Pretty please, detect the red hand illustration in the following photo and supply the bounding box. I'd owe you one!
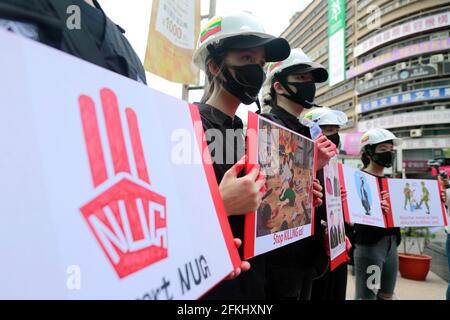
[79,88,168,279]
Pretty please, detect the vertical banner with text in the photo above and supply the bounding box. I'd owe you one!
[144,0,200,84]
[328,0,346,86]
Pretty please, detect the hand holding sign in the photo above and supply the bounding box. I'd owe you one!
[380,190,390,216]
[224,238,251,280]
[312,179,324,208]
[302,118,336,170]
[340,185,347,203]
[316,135,337,170]
[219,156,267,216]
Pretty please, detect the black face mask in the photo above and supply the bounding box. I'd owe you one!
[280,79,316,109]
[372,151,395,168]
[221,64,266,105]
[326,133,340,149]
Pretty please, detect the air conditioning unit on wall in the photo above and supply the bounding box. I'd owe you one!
[430,54,444,63]
[410,129,423,138]
[397,62,408,70]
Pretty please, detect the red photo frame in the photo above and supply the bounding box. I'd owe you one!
[243,112,318,259]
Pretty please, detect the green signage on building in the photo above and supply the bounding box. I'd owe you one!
[328,0,346,86]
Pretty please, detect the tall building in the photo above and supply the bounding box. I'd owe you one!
[282,0,450,177]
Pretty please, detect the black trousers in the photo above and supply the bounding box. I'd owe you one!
[265,266,314,300]
[310,263,348,300]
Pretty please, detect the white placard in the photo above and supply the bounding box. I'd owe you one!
[386,179,447,227]
[339,165,385,228]
[323,157,347,269]
[0,30,237,299]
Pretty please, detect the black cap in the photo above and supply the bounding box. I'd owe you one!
[216,35,291,62]
[278,64,329,83]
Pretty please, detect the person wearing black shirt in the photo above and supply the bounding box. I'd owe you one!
[0,0,146,83]
[354,128,402,300]
[303,107,351,301]
[191,11,291,300]
[260,48,336,300]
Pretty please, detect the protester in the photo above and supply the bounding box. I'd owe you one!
[260,48,336,300]
[192,11,291,299]
[354,128,401,300]
[439,174,450,300]
[303,107,352,300]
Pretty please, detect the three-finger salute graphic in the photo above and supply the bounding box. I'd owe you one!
[79,88,168,279]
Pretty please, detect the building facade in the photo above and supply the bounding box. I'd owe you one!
[282,0,450,177]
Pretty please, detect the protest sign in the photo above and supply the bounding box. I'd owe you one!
[323,157,347,270]
[338,164,386,228]
[244,112,317,259]
[0,30,239,299]
[383,178,448,227]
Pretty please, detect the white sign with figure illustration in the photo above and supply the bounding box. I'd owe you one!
[338,164,386,228]
[383,178,448,227]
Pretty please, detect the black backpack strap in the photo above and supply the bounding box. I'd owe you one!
[0,0,62,47]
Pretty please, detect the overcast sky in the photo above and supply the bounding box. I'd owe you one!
[99,0,313,120]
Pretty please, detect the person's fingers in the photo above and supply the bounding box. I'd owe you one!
[226,155,247,178]
[233,238,242,249]
[255,178,266,192]
[327,150,337,157]
[313,181,323,192]
[316,135,329,144]
[225,271,235,280]
[234,267,241,277]
[245,164,260,182]
[314,199,323,207]
[313,190,323,198]
[240,261,251,272]
[318,141,333,150]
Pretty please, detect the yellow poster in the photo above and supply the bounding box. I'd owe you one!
[144,0,201,85]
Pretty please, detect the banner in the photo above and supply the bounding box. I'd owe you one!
[323,157,347,271]
[0,30,240,299]
[243,113,317,259]
[383,179,448,228]
[144,0,200,84]
[358,109,450,132]
[340,132,364,156]
[338,164,386,228]
[356,65,438,95]
[354,11,450,57]
[347,37,450,79]
[328,0,346,86]
[360,86,450,114]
